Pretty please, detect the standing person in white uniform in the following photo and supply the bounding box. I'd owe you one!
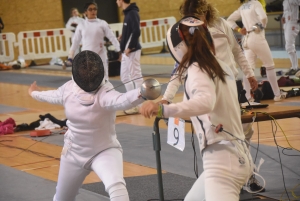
[67,2,121,80]
[28,50,149,201]
[159,0,264,193]
[282,0,300,75]
[66,8,84,34]
[65,8,84,57]
[160,0,258,106]
[116,0,143,115]
[140,16,253,201]
[227,0,286,102]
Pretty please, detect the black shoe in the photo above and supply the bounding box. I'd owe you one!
[249,175,265,192]
[260,67,266,77]
[285,68,299,75]
[253,89,264,103]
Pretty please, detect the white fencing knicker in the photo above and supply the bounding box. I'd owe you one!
[0,33,16,62]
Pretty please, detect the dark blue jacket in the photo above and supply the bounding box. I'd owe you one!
[0,17,4,33]
[120,3,141,52]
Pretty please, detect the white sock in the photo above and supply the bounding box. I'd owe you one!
[243,75,252,100]
[266,67,280,97]
[108,183,129,201]
[288,51,298,70]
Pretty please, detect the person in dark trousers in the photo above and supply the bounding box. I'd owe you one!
[0,17,4,33]
[0,16,4,54]
[116,0,144,115]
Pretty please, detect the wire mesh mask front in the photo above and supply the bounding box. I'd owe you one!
[72,50,105,92]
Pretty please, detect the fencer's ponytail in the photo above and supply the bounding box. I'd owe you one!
[176,24,226,83]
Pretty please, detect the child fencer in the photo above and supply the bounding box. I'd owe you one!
[28,50,148,201]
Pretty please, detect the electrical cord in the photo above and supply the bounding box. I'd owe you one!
[269,117,290,201]
[0,129,65,159]
[190,124,199,178]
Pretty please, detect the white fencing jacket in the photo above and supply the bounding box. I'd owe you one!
[162,17,254,103]
[163,59,245,154]
[31,80,144,167]
[69,18,120,58]
[66,16,84,32]
[226,0,268,31]
[283,0,300,23]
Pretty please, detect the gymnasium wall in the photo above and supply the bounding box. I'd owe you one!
[0,0,64,35]
[0,0,281,35]
[118,0,241,22]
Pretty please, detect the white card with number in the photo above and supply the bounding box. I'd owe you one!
[167,117,185,151]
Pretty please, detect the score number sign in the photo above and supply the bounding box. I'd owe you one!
[167,117,185,151]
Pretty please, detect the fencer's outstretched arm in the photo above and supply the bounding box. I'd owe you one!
[99,82,144,111]
[29,81,65,105]
[161,74,183,103]
[141,64,216,119]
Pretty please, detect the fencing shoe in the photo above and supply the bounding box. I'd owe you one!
[285,68,299,75]
[274,91,287,101]
[260,67,266,77]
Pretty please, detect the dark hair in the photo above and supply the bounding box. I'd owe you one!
[123,0,131,3]
[84,2,98,11]
[240,0,246,3]
[176,24,226,83]
[179,0,219,26]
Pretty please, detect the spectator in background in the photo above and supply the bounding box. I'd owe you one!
[282,0,300,75]
[0,16,4,33]
[65,8,84,57]
[66,8,84,33]
[67,2,121,80]
[116,0,143,115]
[0,16,4,55]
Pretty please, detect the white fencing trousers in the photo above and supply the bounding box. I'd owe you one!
[284,22,299,69]
[243,32,280,98]
[184,142,252,201]
[120,50,143,92]
[53,148,128,201]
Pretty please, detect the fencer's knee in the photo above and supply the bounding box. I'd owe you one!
[285,43,295,54]
[107,182,129,201]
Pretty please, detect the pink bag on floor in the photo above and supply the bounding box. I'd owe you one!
[0,124,14,135]
[0,117,16,127]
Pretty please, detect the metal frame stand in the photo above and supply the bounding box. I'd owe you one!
[152,117,164,201]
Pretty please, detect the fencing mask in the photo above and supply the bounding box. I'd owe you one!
[72,50,105,92]
[166,16,204,63]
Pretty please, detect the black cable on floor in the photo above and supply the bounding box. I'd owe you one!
[191,125,198,178]
[269,117,291,201]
